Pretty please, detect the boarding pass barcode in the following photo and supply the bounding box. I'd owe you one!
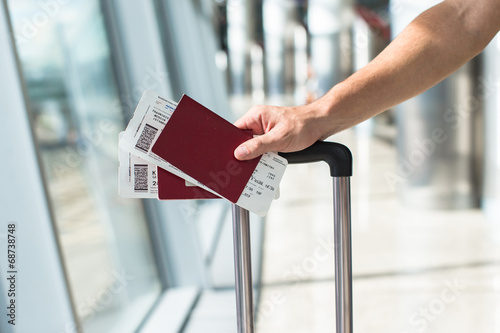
[134,164,149,192]
[135,124,158,153]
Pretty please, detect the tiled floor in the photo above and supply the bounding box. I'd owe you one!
[256,129,500,333]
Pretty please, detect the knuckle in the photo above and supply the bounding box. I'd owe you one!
[249,105,264,115]
[251,137,263,149]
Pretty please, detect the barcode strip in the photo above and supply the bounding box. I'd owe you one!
[134,164,149,192]
[135,123,158,153]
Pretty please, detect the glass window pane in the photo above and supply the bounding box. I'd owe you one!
[7,1,162,332]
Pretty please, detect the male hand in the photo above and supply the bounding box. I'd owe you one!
[233,103,329,160]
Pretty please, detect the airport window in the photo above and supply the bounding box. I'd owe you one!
[7,1,162,332]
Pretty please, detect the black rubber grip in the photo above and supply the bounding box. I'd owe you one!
[279,141,353,177]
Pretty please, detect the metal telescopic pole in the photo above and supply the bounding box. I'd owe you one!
[231,204,254,333]
[333,177,353,333]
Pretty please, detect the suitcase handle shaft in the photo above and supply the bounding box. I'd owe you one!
[232,205,254,333]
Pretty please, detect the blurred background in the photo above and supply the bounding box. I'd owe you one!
[0,0,499,332]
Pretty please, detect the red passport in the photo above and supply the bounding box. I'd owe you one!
[151,95,259,203]
[157,167,219,200]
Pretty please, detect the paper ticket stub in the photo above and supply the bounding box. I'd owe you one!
[234,152,287,215]
[120,90,287,216]
[118,91,223,199]
[118,132,158,198]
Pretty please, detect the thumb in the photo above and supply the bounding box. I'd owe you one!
[234,132,281,161]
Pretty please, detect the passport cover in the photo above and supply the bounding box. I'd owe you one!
[157,167,219,200]
[151,95,259,203]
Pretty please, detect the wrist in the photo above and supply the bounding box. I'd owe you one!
[308,84,346,139]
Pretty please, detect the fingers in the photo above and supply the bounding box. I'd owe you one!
[233,116,249,130]
[234,145,250,160]
[233,105,290,160]
[234,105,271,135]
[234,131,281,160]
[235,118,265,136]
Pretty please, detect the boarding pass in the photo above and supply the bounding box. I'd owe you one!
[118,132,158,198]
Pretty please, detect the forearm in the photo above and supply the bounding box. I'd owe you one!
[312,0,500,137]
[233,0,499,160]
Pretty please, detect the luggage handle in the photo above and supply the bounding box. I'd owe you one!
[279,141,353,177]
[232,141,353,333]
[279,140,354,333]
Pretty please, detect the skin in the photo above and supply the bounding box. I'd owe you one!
[234,0,500,161]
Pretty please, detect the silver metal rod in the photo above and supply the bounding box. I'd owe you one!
[333,177,353,333]
[231,205,254,333]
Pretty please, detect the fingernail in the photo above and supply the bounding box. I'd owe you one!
[235,146,249,159]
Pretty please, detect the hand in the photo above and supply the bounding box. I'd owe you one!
[233,103,330,160]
